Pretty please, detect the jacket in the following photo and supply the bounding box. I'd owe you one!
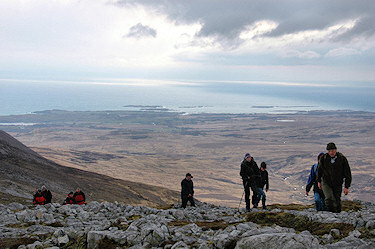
[63,196,76,205]
[240,159,261,187]
[306,163,324,196]
[73,191,86,205]
[317,152,352,188]
[181,178,194,197]
[42,190,52,204]
[33,193,46,205]
[260,169,269,190]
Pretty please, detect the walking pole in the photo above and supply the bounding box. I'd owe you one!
[238,190,245,211]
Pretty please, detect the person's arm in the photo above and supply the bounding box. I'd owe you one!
[191,181,194,196]
[343,156,352,195]
[265,171,269,191]
[306,166,314,194]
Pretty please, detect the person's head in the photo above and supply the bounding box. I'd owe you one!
[37,189,41,194]
[317,152,324,161]
[244,153,252,162]
[68,192,73,197]
[326,142,337,157]
[76,188,81,193]
[185,173,193,181]
[260,162,267,171]
[41,185,46,191]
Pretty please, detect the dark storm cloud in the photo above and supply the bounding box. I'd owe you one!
[125,23,157,39]
[116,0,375,42]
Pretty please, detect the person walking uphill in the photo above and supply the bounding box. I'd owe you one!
[306,153,326,211]
[317,143,352,213]
[256,162,269,210]
[181,173,195,208]
[240,153,260,211]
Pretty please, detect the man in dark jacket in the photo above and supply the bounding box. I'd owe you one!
[306,152,326,211]
[181,173,195,208]
[73,188,86,205]
[240,153,261,210]
[318,143,352,213]
[41,185,52,204]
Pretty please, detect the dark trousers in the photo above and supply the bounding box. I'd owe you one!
[322,181,342,213]
[181,195,195,208]
[243,179,257,209]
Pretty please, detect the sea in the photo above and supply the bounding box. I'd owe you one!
[0,79,374,116]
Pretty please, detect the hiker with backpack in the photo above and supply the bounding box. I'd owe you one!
[240,153,261,211]
[306,153,326,211]
[317,142,352,213]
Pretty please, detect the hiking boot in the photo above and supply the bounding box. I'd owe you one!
[262,206,267,210]
[252,205,258,209]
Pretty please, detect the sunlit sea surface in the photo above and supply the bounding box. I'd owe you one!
[0,80,374,116]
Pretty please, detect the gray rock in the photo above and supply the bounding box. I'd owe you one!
[58,235,69,246]
[26,241,43,249]
[171,241,189,249]
[8,202,25,210]
[331,229,341,236]
[365,220,375,229]
[235,233,320,249]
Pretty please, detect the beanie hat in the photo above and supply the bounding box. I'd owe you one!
[261,162,267,169]
[326,142,337,150]
[318,152,324,159]
[244,153,251,159]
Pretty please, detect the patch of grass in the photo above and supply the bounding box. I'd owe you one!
[341,200,362,212]
[359,228,375,239]
[111,219,129,231]
[168,220,191,227]
[168,219,234,231]
[195,220,230,231]
[246,212,354,239]
[127,214,142,221]
[0,237,37,249]
[97,237,120,249]
[267,203,314,211]
[156,204,175,210]
[6,222,36,229]
[267,200,362,212]
[61,235,86,249]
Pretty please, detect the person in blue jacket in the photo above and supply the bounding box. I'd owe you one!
[306,152,326,211]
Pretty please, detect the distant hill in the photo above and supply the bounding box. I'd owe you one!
[0,130,179,206]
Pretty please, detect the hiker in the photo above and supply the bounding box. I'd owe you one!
[73,188,86,205]
[240,153,261,210]
[63,192,76,205]
[317,142,352,213]
[181,173,195,208]
[306,153,326,211]
[256,162,269,210]
[41,185,52,204]
[33,189,46,205]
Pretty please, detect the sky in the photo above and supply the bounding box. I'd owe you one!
[0,0,374,85]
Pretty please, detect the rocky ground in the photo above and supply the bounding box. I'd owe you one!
[0,200,375,249]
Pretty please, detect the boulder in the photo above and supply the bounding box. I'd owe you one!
[235,232,320,249]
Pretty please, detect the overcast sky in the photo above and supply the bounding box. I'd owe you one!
[0,0,374,85]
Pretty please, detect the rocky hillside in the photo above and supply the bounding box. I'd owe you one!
[0,130,179,206]
[0,200,374,249]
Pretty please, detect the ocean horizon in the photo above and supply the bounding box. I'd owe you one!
[0,79,374,116]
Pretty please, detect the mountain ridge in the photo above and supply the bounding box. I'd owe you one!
[0,130,179,206]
